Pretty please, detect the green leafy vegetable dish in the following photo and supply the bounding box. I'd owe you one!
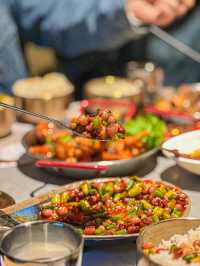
[124,114,167,150]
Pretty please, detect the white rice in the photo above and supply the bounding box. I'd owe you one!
[150,226,200,266]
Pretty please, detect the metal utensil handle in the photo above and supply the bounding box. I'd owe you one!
[150,25,200,64]
[0,102,67,130]
[0,102,106,140]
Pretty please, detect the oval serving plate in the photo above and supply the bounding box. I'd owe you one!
[22,129,158,179]
[9,177,191,241]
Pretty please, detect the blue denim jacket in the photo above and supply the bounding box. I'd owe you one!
[0,0,136,93]
[0,1,27,93]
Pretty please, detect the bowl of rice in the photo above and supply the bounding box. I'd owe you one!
[137,218,200,266]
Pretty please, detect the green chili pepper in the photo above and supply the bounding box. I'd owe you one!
[113,133,124,141]
[106,224,115,230]
[165,190,176,200]
[128,199,136,207]
[102,121,108,126]
[162,210,171,219]
[152,215,160,223]
[116,229,127,235]
[89,188,97,194]
[128,209,137,217]
[60,192,70,203]
[58,135,73,143]
[170,244,177,252]
[98,187,105,198]
[129,176,140,182]
[154,188,165,199]
[51,194,60,204]
[79,200,90,211]
[92,117,101,128]
[128,184,142,197]
[153,207,163,217]
[171,208,182,218]
[81,183,90,195]
[167,199,176,209]
[112,214,124,222]
[114,192,127,202]
[104,182,114,195]
[45,138,53,145]
[127,179,134,190]
[183,253,197,263]
[143,249,151,256]
[115,179,120,186]
[95,226,105,235]
[141,200,153,210]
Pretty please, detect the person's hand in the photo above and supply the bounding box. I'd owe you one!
[126,0,196,27]
[175,0,196,17]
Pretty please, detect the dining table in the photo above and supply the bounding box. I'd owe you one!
[1,122,200,266]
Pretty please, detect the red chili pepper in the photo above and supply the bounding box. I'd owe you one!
[84,226,96,235]
[143,242,154,249]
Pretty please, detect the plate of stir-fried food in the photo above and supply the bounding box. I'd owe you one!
[12,176,190,240]
[22,114,167,178]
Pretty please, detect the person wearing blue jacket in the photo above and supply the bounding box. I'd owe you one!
[0,0,196,96]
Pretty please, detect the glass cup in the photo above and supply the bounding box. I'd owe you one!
[126,61,164,103]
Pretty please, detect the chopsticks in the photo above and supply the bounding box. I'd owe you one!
[149,26,200,64]
[130,20,200,64]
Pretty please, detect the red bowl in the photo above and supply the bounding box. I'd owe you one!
[144,105,197,125]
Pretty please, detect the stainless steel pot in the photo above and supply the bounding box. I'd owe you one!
[0,221,83,266]
[13,74,74,124]
[14,94,73,124]
[0,95,15,138]
[137,218,200,266]
[0,226,10,242]
[22,129,158,179]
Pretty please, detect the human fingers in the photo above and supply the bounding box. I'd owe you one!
[156,0,180,12]
[154,1,177,26]
[127,0,163,24]
[181,0,196,9]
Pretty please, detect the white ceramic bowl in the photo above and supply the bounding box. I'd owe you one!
[162,130,200,175]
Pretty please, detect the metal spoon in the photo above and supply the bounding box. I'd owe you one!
[162,148,191,159]
[0,102,107,140]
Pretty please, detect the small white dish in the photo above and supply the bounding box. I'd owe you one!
[162,130,200,175]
